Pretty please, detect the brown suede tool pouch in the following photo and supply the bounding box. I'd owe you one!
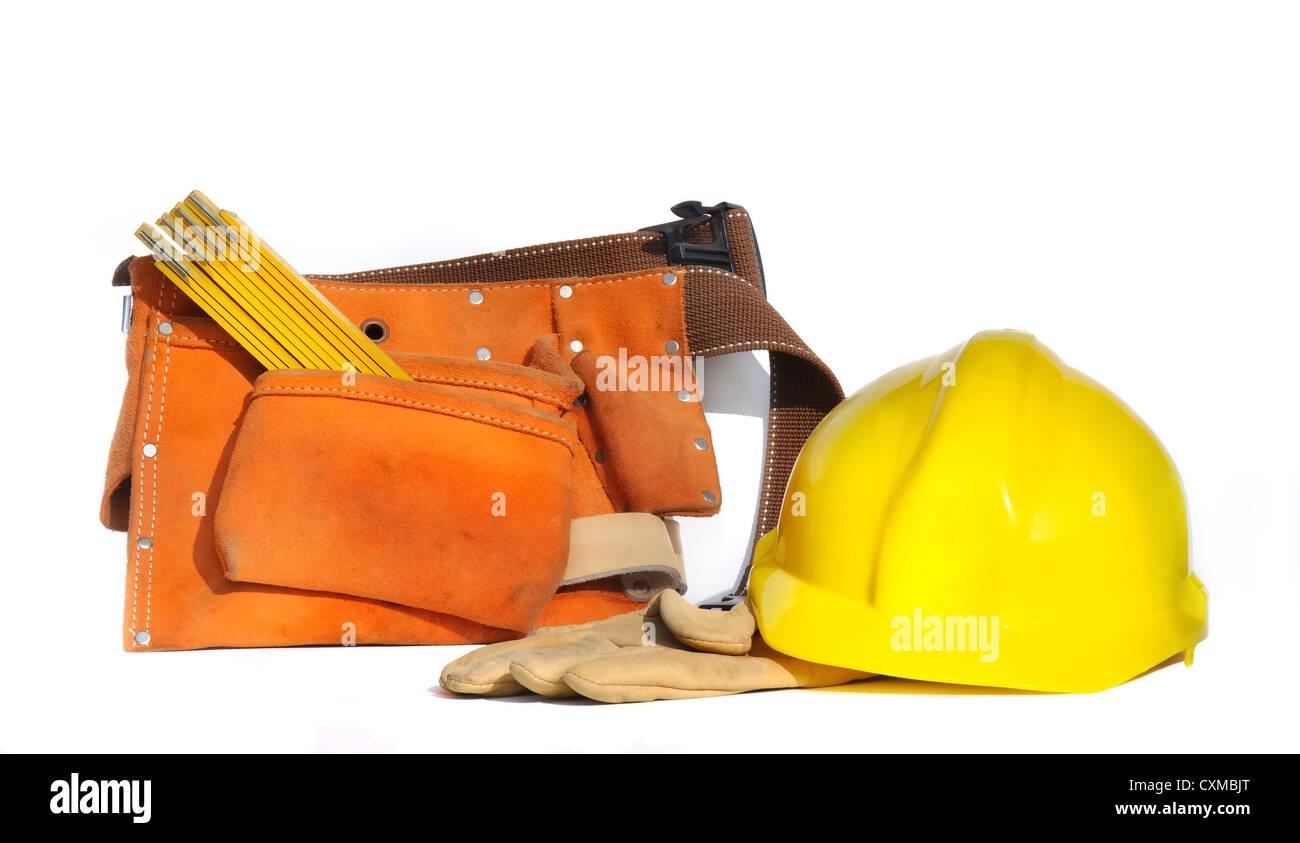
[215,364,579,633]
[101,203,846,650]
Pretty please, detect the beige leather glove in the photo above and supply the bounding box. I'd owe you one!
[439,590,871,703]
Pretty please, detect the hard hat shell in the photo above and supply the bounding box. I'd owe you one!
[749,329,1207,693]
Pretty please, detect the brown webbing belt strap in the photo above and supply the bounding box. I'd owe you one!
[307,206,844,565]
[681,266,843,540]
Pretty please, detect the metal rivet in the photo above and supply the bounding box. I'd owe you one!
[558,285,573,299]
[137,536,153,549]
[569,340,584,353]
[702,490,717,503]
[468,290,485,305]
[142,443,158,458]
[475,347,491,361]
[133,630,151,646]
[157,322,173,336]
[676,389,692,402]
[360,318,389,343]
[661,272,678,287]
[594,449,606,463]
[665,340,680,355]
[694,438,708,451]
[574,394,588,408]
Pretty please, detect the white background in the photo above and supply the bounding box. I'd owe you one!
[1,1,1296,752]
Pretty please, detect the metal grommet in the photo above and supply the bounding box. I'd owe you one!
[137,536,153,549]
[475,347,491,361]
[661,272,678,287]
[468,290,485,305]
[133,630,151,646]
[558,285,573,299]
[694,438,708,451]
[569,340,584,353]
[702,490,717,503]
[665,340,680,355]
[676,389,692,402]
[594,449,606,464]
[359,318,389,343]
[574,394,588,408]
[631,579,650,593]
[157,321,173,336]
[142,443,158,458]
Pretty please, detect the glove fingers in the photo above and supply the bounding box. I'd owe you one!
[507,635,623,697]
[655,589,756,655]
[562,637,873,703]
[561,648,786,703]
[439,609,647,695]
[441,644,560,696]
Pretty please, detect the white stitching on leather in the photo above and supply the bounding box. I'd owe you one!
[312,279,557,293]
[683,264,762,293]
[308,233,659,281]
[144,285,176,634]
[693,339,811,356]
[410,374,573,406]
[570,270,676,288]
[685,265,748,281]
[311,268,666,295]
[131,284,160,637]
[251,385,576,453]
[759,360,779,535]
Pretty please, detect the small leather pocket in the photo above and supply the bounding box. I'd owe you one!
[213,353,581,633]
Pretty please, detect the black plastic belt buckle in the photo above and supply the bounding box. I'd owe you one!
[641,201,738,273]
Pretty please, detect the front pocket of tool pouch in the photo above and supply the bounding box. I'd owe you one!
[213,368,579,633]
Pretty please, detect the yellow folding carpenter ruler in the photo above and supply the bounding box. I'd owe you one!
[135,191,410,379]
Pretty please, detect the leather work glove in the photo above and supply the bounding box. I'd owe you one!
[438,589,871,703]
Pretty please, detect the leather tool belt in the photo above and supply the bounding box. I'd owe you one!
[99,202,843,650]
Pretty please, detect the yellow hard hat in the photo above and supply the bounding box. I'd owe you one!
[749,329,1207,693]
